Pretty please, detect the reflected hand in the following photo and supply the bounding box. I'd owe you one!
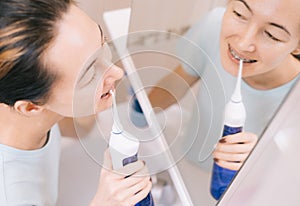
[213,132,258,171]
[90,150,152,206]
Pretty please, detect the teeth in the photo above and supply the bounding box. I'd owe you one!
[230,47,256,63]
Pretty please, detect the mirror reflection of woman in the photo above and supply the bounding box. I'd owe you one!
[149,0,300,199]
[0,0,152,205]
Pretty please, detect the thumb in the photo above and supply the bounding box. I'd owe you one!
[116,160,145,177]
[103,148,113,170]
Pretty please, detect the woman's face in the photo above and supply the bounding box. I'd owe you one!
[220,0,300,78]
[44,5,124,117]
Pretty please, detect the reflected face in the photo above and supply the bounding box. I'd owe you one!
[220,0,300,77]
[44,5,124,117]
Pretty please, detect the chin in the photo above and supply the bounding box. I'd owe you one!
[224,62,238,76]
[95,102,112,113]
[220,53,236,76]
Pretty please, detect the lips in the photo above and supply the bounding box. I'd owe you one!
[100,87,114,99]
[229,45,257,63]
[100,91,110,99]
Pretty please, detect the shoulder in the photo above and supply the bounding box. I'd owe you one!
[0,154,6,204]
[185,7,225,44]
[176,7,225,76]
[0,126,61,205]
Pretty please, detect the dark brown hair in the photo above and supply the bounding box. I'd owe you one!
[0,0,74,106]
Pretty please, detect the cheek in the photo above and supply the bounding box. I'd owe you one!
[220,12,236,38]
[259,44,291,68]
[73,82,101,116]
[220,14,234,58]
[95,98,112,113]
[45,94,74,117]
[45,80,74,114]
[263,58,286,75]
[219,23,231,73]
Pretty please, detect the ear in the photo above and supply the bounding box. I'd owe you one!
[13,100,45,116]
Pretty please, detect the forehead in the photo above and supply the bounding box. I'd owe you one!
[232,0,300,35]
[44,5,101,79]
[235,0,300,23]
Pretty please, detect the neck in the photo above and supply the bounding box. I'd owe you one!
[0,105,63,150]
[243,56,300,90]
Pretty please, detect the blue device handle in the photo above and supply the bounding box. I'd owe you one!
[123,154,154,206]
[210,125,242,200]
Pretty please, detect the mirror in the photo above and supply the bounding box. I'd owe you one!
[218,78,300,205]
[120,0,299,205]
[57,0,299,205]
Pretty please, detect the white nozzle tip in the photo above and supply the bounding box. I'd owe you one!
[109,90,114,95]
[231,59,243,102]
[238,60,243,78]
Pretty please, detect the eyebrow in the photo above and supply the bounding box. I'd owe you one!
[235,0,252,13]
[98,24,104,43]
[78,59,96,82]
[269,22,291,36]
[78,25,104,83]
[235,0,291,36]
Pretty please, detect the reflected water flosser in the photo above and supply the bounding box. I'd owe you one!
[210,60,246,200]
[108,90,154,206]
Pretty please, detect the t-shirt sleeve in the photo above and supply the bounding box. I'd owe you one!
[0,154,7,205]
[0,125,61,206]
[176,7,225,77]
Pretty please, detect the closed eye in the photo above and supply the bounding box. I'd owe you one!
[80,65,97,87]
[233,10,242,17]
[265,31,281,42]
[233,10,246,20]
[84,70,97,86]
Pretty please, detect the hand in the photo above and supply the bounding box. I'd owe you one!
[90,150,152,206]
[213,132,258,171]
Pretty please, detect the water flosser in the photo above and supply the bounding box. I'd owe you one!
[108,90,154,206]
[210,60,246,200]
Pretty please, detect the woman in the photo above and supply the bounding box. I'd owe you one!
[148,0,300,200]
[0,0,151,205]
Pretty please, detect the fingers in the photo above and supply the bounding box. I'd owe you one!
[129,180,152,205]
[95,157,152,206]
[214,158,243,171]
[103,148,113,170]
[213,132,258,170]
[215,142,253,153]
[220,132,257,144]
[102,150,146,179]
[216,132,258,153]
[113,162,151,205]
[214,150,248,162]
[120,175,152,205]
[116,161,149,189]
[116,160,145,177]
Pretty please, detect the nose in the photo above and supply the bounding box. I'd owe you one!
[103,64,124,84]
[237,25,256,53]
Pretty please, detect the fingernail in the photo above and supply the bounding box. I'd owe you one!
[219,138,226,143]
[213,158,219,162]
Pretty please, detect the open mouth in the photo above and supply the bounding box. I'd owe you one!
[229,45,257,63]
[100,91,111,99]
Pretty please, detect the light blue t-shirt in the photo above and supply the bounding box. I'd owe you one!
[0,125,61,206]
[176,7,299,171]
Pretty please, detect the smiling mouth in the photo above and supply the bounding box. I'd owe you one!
[229,45,257,63]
